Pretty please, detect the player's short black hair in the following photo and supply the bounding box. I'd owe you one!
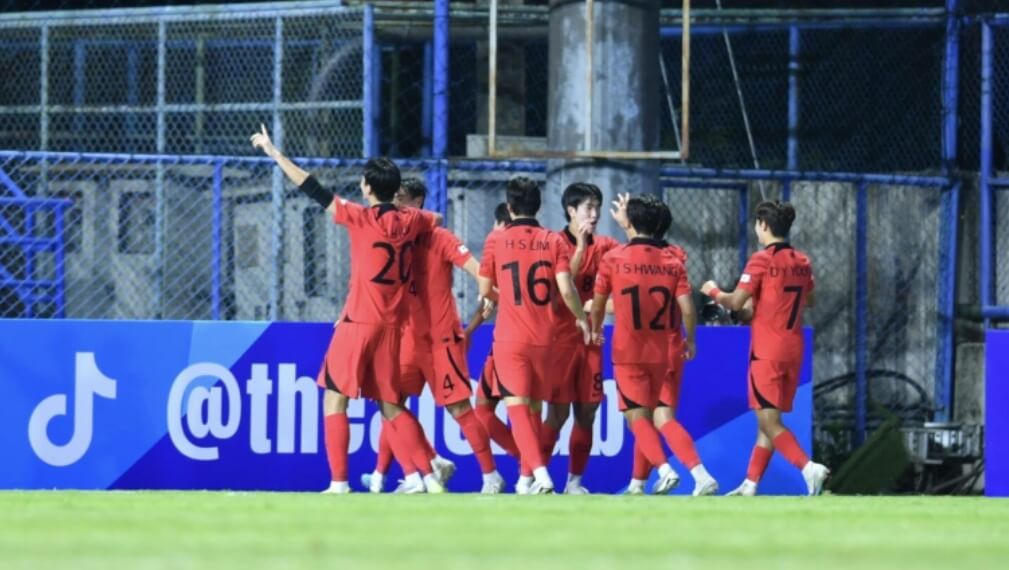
[627,196,663,237]
[755,200,797,238]
[561,182,603,221]
[506,176,541,217]
[400,177,427,204]
[363,157,401,202]
[640,194,672,238]
[494,202,512,225]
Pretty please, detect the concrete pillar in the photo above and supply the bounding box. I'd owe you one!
[545,0,661,237]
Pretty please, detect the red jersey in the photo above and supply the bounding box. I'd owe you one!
[663,242,690,352]
[334,199,437,327]
[405,227,474,345]
[479,219,572,347]
[737,242,814,362]
[553,228,619,346]
[595,238,691,364]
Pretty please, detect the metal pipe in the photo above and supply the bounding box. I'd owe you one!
[941,0,960,174]
[24,204,35,318]
[488,0,498,156]
[73,41,86,135]
[2,101,365,114]
[854,181,869,446]
[433,0,449,161]
[981,22,993,321]
[787,25,800,171]
[738,185,749,274]
[212,160,223,320]
[584,0,594,152]
[363,4,375,158]
[126,46,139,146]
[422,41,433,156]
[935,180,960,421]
[269,16,284,321]
[154,20,167,319]
[680,0,690,159]
[53,206,66,318]
[39,25,49,155]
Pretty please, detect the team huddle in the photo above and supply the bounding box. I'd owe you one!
[251,126,830,496]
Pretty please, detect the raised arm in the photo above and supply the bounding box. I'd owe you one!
[251,124,337,216]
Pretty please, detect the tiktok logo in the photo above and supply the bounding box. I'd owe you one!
[28,352,118,467]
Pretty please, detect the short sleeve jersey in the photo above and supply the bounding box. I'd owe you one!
[736,242,815,362]
[479,219,572,347]
[553,228,620,346]
[327,188,437,327]
[663,242,691,353]
[595,238,691,364]
[404,227,474,345]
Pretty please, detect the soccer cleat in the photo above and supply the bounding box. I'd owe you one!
[564,482,591,495]
[529,480,555,495]
[481,472,506,495]
[624,484,646,496]
[321,481,351,494]
[361,473,385,494]
[802,462,830,496]
[432,456,457,486]
[652,470,681,495]
[725,480,758,497]
[424,474,447,495]
[393,477,426,494]
[515,476,533,496]
[692,476,719,497]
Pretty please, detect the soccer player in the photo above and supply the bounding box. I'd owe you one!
[539,182,619,495]
[624,197,719,496]
[362,178,505,494]
[251,126,444,495]
[590,194,687,496]
[469,204,522,462]
[700,200,830,496]
[477,177,591,494]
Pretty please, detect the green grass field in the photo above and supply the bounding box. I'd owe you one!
[2,492,1007,570]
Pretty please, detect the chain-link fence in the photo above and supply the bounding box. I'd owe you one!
[649,170,950,454]
[989,22,1009,311]
[0,151,550,323]
[0,2,366,157]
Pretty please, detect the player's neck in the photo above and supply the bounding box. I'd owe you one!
[763,237,787,247]
[627,229,656,240]
[512,214,536,221]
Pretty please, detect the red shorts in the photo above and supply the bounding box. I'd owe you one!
[478,353,498,401]
[399,336,473,407]
[399,334,434,399]
[316,322,401,403]
[613,363,666,411]
[660,360,684,409]
[491,341,552,400]
[748,358,801,412]
[429,339,474,406]
[547,343,604,405]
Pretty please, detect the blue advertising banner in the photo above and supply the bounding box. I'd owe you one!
[986,330,1009,498]
[1,320,811,494]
